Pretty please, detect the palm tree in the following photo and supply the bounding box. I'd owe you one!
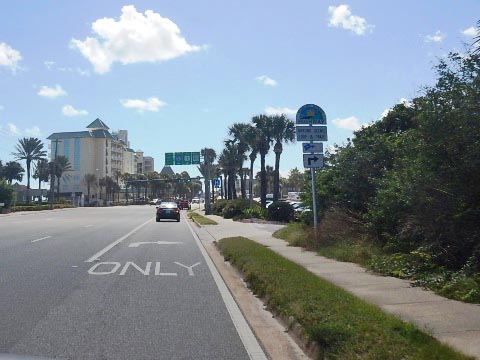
[252,114,275,208]
[83,173,97,204]
[54,155,72,200]
[271,114,296,201]
[12,137,47,204]
[229,123,251,199]
[113,169,122,202]
[243,124,260,203]
[33,158,50,203]
[3,161,24,184]
[218,141,242,199]
[201,148,216,214]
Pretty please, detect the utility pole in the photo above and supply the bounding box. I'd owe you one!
[49,139,61,210]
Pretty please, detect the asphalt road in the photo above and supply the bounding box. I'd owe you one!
[0,206,257,360]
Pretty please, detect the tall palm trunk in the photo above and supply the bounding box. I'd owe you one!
[249,152,256,202]
[273,150,281,201]
[26,160,31,204]
[260,153,267,208]
[239,167,246,198]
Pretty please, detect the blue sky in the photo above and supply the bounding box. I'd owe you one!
[0,1,478,181]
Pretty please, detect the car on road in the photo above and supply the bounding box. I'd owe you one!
[177,199,190,210]
[156,201,180,222]
[191,197,200,204]
[149,198,161,205]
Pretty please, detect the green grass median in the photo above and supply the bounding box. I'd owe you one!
[187,211,218,225]
[217,236,471,360]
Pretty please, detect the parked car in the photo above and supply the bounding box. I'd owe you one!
[191,198,200,204]
[149,198,161,205]
[156,202,180,222]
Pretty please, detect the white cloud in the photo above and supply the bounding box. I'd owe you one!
[424,30,445,43]
[121,97,166,112]
[0,42,22,72]
[38,84,67,98]
[380,98,413,119]
[328,5,374,36]
[7,123,20,135]
[25,126,42,137]
[71,5,203,74]
[255,75,278,87]
[62,105,88,117]
[332,116,365,131]
[462,26,478,38]
[44,61,90,77]
[265,106,296,116]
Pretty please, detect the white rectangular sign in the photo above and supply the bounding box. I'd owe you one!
[302,142,323,153]
[296,126,328,141]
[303,154,324,168]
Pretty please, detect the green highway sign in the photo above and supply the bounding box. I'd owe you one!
[165,151,201,165]
[165,153,174,166]
[192,152,200,164]
[183,152,192,165]
[175,152,183,165]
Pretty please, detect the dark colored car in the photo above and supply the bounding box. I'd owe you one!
[156,202,180,222]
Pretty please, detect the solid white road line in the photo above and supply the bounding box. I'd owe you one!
[31,236,52,243]
[84,225,93,228]
[84,218,153,263]
[185,215,267,360]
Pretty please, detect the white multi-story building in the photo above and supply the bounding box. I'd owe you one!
[47,119,154,202]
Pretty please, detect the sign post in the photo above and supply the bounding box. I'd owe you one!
[296,104,327,235]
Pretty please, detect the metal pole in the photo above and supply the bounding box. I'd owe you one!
[311,167,318,236]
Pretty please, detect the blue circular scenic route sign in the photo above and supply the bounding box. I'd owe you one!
[296,104,327,125]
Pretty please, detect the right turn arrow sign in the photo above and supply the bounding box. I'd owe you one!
[303,154,324,168]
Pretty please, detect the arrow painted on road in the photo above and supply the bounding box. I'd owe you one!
[307,156,319,165]
[128,241,182,248]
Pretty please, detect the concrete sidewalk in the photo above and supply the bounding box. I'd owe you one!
[194,213,480,359]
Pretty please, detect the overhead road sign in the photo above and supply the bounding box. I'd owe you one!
[175,152,183,165]
[165,153,174,166]
[303,154,324,168]
[183,152,192,165]
[296,104,327,125]
[296,126,328,141]
[302,142,323,153]
[192,152,201,164]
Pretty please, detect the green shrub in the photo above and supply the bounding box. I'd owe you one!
[211,199,228,215]
[266,201,294,222]
[222,199,252,219]
[243,207,266,219]
[0,180,14,208]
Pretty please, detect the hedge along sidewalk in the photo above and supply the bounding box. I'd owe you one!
[195,213,480,359]
[187,210,218,225]
[218,237,470,359]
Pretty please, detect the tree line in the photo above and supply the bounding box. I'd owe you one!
[306,52,480,273]
[199,114,297,209]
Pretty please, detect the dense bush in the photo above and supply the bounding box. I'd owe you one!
[0,180,14,208]
[266,201,294,222]
[13,204,75,212]
[222,199,252,219]
[211,199,228,215]
[243,207,266,219]
[302,52,480,273]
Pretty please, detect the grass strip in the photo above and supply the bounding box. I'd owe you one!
[187,211,218,225]
[217,236,471,360]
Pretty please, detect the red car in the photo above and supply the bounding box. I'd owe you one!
[177,199,190,210]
